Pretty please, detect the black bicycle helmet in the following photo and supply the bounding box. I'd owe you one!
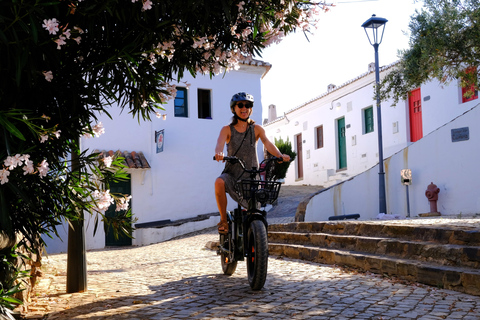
[230,92,254,109]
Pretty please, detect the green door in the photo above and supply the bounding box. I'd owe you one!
[337,118,347,170]
[105,175,132,246]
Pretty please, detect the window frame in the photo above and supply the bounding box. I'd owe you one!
[174,87,188,118]
[197,88,212,119]
[315,125,324,149]
[363,106,374,134]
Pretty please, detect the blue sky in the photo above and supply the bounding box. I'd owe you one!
[259,0,425,120]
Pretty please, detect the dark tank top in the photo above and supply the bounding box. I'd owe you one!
[224,124,259,181]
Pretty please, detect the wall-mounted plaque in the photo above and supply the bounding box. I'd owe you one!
[451,127,469,142]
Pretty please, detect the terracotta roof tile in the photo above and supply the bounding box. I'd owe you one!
[96,150,150,169]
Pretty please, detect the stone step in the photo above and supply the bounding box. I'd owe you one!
[268,231,480,269]
[268,242,480,296]
[267,221,480,297]
[269,222,480,246]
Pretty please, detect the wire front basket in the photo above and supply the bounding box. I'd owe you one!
[240,179,281,205]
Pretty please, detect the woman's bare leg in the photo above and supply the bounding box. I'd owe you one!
[215,177,227,224]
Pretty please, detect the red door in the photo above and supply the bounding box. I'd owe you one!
[409,88,423,142]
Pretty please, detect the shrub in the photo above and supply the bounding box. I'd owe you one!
[272,137,297,180]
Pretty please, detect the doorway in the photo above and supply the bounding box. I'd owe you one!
[409,88,423,142]
[337,117,347,170]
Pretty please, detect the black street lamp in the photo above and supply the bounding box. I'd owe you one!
[362,14,388,214]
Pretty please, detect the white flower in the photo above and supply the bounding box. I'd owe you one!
[0,168,10,185]
[37,160,49,178]
[23,160,34,175]
[116,195,132,212]
[54,130,61,139]
[92,190,114,212]
[40,135,49,143]
[103,156,113,168]
[92,122,105,137]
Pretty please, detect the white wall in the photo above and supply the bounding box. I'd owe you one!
[264,65,480,189]
[44,63,268,253]
[306,103,480,221]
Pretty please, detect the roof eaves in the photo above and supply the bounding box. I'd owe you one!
[263,61,399,126]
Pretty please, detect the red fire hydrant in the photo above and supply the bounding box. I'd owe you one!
[425,182,440,213]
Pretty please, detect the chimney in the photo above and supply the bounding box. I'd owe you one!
[368,62,376,72]
[327,84,337,92]
[268,104,277,122]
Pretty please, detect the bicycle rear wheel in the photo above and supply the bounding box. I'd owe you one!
[220,233,237,275]
[246,219,268,290]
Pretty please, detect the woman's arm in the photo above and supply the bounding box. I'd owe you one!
[255,125,291,162]
[214,125,231,161]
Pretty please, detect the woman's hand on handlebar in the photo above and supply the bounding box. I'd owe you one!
[214,152,224,162]
[280,154,291,162]
[272,154,290,163]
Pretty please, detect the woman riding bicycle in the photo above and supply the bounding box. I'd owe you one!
[214,92,290,235]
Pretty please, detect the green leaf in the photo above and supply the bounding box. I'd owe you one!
[0,114,25,140]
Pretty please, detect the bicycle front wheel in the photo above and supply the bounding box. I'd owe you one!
[246,219,268,290]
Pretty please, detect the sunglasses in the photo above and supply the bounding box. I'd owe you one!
[236,102,253,109]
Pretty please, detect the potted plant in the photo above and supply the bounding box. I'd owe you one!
[268,137,296,182]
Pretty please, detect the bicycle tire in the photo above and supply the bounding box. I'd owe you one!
[246,219,268,290]
[220,233,237,275]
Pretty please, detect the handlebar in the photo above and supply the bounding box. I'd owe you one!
[212,155,284,174]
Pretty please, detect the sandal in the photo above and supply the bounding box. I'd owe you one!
[217,221,229,235]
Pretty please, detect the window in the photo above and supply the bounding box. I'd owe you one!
[461,67,478,103]
[315,125,323,149]
[198,89,212,119]
[363,107,374,134]
[174,87,188,117]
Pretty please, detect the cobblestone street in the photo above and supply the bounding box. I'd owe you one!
[28,220,480,320]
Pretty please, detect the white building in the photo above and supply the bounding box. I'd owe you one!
[264,62,480,220]
[44,60,271,253]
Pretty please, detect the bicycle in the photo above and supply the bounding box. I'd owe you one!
[214,156,283,290]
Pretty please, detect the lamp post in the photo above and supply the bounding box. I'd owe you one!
[362,14,388,214]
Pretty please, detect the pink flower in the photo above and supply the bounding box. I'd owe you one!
[4,154,23,170]
[142,0,153,10]
[74,26,84,34]
[43,71,53,82]
[0,168,10,185]
[55,36,66,50]
[42,18,60,35]
[37,160,49,178]
[63,29,71,39]
[40,135,49,143]
[73,37,81,44]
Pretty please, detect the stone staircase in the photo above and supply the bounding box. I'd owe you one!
[268,221,480,296]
